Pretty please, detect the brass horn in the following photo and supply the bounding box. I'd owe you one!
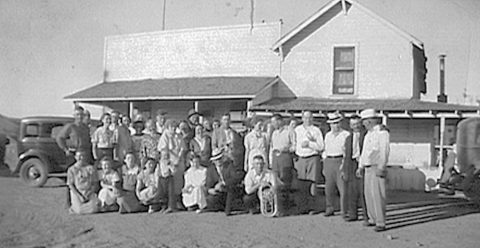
[258,182,278,217]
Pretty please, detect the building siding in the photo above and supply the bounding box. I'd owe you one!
[104,23,281,81]
[280,5,414,99]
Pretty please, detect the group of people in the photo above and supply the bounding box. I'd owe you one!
[57,105,390,232]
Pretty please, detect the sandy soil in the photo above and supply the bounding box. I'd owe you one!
[1,167,479,248]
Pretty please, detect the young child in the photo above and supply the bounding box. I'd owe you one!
[158,149,177,213]
[98,157,121,211]
[117,152,143,213]
[136,157,160,213]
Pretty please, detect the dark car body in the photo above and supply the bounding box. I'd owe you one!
[4,116,101,187]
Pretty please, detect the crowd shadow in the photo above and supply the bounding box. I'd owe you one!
[385,193,480,230]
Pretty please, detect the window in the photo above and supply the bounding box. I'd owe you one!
[333,47,355,94]
[25,124,39,137]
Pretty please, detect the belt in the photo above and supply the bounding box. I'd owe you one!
[326,155,343,159]
[298,154,319,159]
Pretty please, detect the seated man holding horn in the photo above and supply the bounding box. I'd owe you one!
[243,155,279,216]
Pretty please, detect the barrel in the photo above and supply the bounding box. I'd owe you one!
[456,117,480,173]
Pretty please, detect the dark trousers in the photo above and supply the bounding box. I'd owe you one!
[345,163,368,220]
[159,176,176,209]
[243,192,259,211]
[206,186,241,213]
[323,157,346,214]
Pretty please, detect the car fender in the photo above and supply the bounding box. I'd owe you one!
[17,150,52,173]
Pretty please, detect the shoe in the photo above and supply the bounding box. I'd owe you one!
[309,210,321,215]
[374,226,387,232]
[148,206,155,214]
[163,207,177,214]
[363,221,375,227]
[346,216,358,222]
[225,211,233,216]
[323,210,334,217]
[195,209,205,214]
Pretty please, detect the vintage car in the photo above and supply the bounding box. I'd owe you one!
[440,117,480,204]
[4,116,77,187]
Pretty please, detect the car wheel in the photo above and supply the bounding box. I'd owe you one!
[19,158,49,187]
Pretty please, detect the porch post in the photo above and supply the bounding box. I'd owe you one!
[438,115,446,169]
[128,102,134,119]
[194,101,199,112]
[382,113,388,125]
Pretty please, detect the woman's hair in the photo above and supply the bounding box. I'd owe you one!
[145,157,156,164]
[100,113,111,122]
[100,156,113,165]
[164,119,178,128]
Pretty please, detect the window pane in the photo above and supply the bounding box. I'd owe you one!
[333,71,354,94]
[25,124,39,137]
[334,47,354,68]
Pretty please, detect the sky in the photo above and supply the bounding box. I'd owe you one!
[1,0,479,118]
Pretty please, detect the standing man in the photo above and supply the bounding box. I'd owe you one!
[270,114,295,215]
[211,113,244,170]
[357,109,390,232]
[294,111,324,214]
[323,112,350,217]
[343,114,368,222]
[155,109,168,135]
[185,108,201,142]
[56,106,93,165]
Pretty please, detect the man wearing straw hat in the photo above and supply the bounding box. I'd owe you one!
[323,111,350,217]
[205,148,245,216]
[356,109,390,232]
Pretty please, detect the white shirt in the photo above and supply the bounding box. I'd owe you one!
[244,169,276,195]
[359,125,390,170]
[294,124,324,157]
[324,129,350,157]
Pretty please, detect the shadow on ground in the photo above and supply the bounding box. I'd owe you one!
[385,191,480,230]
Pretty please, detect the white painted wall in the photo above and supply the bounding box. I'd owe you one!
[280,5,413,99]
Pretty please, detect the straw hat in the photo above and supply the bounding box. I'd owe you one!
[326,112,343,124]
[360,109,377,120]
[210,148,224,161]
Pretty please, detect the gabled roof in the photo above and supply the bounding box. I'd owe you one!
[272,0,423,53]
[251,97,480,113]
[65,77,278,102]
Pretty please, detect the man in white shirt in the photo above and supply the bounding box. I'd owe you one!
[323,112,350,217]
[243,155,276,214]
[294,111,324,214]
[356,109,390,232]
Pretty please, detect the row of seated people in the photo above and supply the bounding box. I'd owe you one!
[67,148,284,216]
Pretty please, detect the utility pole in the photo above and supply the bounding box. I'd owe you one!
[162,0,167,30]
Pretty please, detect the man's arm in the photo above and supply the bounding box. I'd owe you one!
[377,131,390,171]
[56,124,72,152]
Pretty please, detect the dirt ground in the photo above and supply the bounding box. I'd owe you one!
[1,167,479,248]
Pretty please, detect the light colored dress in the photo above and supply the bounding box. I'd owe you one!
[182,166,207,209]
[67,165,99,214]
[136,169,159,204]
[244,130,269,171]
[98,170,121,206]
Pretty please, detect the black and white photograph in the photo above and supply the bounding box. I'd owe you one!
[1,0,480,247]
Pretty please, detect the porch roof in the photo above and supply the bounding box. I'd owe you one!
[251,97,480,115]
[65,77,278,102]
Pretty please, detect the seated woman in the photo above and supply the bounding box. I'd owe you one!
[136,157,161,213]
[98,157,121,211]
[182,154,207,213]
[67,149,100,214]
[116,152,144,213]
